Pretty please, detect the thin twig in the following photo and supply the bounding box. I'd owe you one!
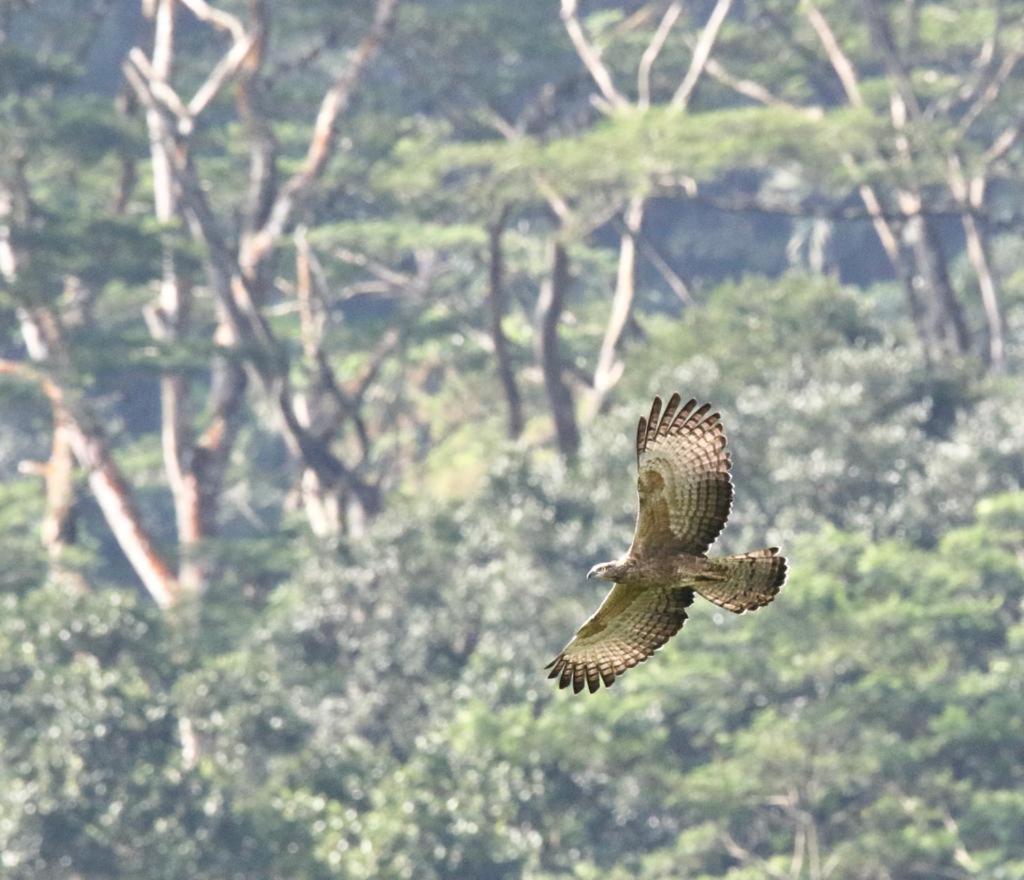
[560,0,629,112]
[637,1,682,109]
[670,0,733,111]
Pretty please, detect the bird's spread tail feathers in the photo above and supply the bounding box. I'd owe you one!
[695,548,787,613]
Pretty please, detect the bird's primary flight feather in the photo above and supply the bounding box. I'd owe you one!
[546,394,787,693]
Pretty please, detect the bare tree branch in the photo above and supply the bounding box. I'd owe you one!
[670,0,734,111]
[796,4,953,359]
[126,9,391,535]
[1,359,181,608]
[486,206,524,439]
[954,39,1024,138]
[480,104,577,224]
[804,2,864,108]
[982,117,1024,166]
[127,47,192,127]
[860,0,923,118]
[244,0,400,267]
[535,240,580,459]
[720,829,790,880]
[332,245,417,289]
[177,0,246,41]
[637,1,682,109]
[941,809,980,874]
[703,56,819,114]
[635,226,693,305]
[590,194,644,416]
[188,31,256,118]
[560,0,629,112]
[19,419,87,593]
[947,155,1005,369]
[130,1,254,594]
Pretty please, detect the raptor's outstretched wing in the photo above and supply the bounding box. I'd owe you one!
[629,394,732,558]
[545,582,695,693]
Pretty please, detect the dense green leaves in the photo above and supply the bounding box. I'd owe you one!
[4,446,1022,877]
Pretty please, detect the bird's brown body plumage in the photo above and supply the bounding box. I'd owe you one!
[546,394,787,694]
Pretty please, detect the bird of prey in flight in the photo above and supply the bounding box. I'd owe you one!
[547,394,786,693]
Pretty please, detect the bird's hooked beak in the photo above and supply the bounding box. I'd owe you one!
[587,565,601,580]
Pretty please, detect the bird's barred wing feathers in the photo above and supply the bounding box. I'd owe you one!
[629,394,733,558]
[545,583,695,693]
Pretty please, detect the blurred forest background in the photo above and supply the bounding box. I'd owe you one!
[1,0,1023,877]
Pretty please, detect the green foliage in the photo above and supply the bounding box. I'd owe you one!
[0,44,73,94]
[47,98,146,165]
[311,219,488,255]
[618,273,1024,547]
[374,106,877,221]
[6,437,1021,877]
[0,477,49,594]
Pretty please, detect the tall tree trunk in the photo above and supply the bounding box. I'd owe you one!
[1,348,183,610]
[535,240,580,460]
[894,235,933,366]
[486,207,524,439]
[292,231,344,538]
[858,1,970,360]
[288,228,385,538]
[69,415,181,608]
[591,196,645,418]
[145,269,207,592]
[144,0,206,594]
[137,0,250,593]
[960,209,1004,371]
[853,184,932,363]
[904,212,971,358]
[18,420,88,593]
[946,162,1005,372]
[5,143,182,605]
[39,422,78,562]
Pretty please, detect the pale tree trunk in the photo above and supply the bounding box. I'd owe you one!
[859,0,971,359]
[37,423,77,562]
[2,330,183,611]
[145,0,199,587]
[851,181,932,361]
[139,0,251,594]
[806,3,970,363]
[4,167,80,591]
[290,229,385,538]
[669,0,734,110]
[636,229,693,305]
[590,195,645,418]
[787,217,833,275]
[5,170,178,603]
[70,416,181,609]
[17,420,88,594]
[535,240,580,460]
[959,208,1004,370]
[486,207,524,440]
[4,164,180,606]
[946,161,1005,371]
[125,0,398,538]
[293,229,344,538]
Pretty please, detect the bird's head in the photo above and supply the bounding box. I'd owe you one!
[587,560,628,581]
